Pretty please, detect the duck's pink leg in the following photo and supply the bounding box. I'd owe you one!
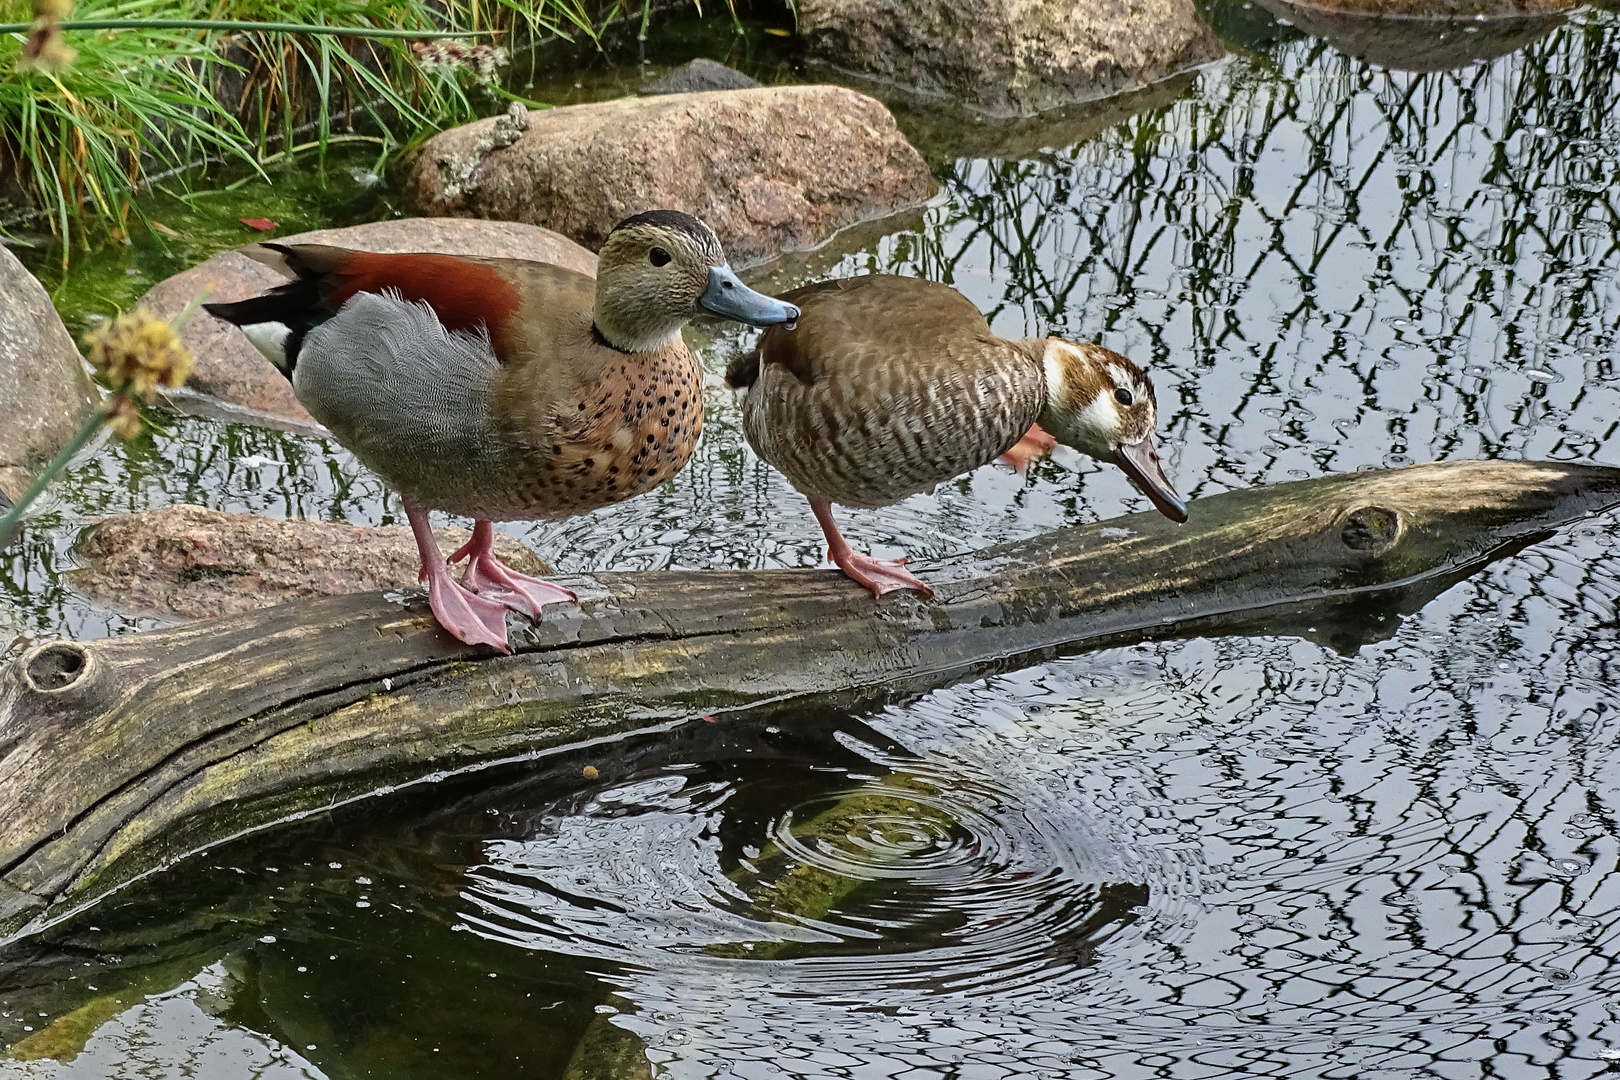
[809,498,933,599]
[448,520,576,619]
[999,422,1058,475]
[405,503,512,653]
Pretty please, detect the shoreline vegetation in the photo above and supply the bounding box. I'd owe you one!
[0,0,710,250]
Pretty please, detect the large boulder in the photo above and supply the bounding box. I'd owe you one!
[798,0,1227,118]
[0,246,98,502]
[137,218,597,427]
[406,86,938,267]
[69,504,550,620]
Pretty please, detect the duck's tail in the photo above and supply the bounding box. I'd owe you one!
[201,243,337,380]
[724,348,760,390]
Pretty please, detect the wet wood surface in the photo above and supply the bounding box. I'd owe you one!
[2,458,1618,943]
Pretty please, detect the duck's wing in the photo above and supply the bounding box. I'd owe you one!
[727,275,995,389]
[204,244,595,374]
[730,275,1045,509]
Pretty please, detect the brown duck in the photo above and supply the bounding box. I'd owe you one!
[205,210,799,651]
[726,274,1185,598]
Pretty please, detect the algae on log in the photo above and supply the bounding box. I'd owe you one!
[2,459,1619,942]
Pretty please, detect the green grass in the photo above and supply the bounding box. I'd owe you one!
[0,0,627,253]
[0,0,260,244]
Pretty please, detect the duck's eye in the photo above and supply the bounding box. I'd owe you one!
[649,247,672,267]
[1114,387,1134,407]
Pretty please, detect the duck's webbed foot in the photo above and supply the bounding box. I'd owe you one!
[406,504,513,653]
[450,521,577,619]
[830,549,935,599]
[809,497,934,599]
[999,422,1058,475]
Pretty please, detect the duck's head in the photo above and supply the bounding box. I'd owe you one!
[1037,339,1187,523]
[594,210,799,352]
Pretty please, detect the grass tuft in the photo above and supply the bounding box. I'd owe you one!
[0,0,641,250]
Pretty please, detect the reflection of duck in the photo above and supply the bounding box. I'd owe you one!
[206,210,798,651]
[726,274,1185,598]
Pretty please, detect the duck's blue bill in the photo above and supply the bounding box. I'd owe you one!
[699,265,800,327]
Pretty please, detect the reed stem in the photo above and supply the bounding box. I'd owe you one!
[0,404,108,550]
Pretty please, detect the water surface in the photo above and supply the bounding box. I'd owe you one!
[3,4,1620,1077]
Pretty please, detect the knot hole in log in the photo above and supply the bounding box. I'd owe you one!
[20,642,94,694]
[1340,505,1401,553]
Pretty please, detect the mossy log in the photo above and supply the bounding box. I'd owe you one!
[2,459,1618,943]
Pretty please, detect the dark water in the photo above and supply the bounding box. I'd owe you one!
[5,4,1620,1077]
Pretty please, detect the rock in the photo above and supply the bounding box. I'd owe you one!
[407,86,938,267]
[69,504,551,621]
[639,58,762,95]
[137,218,598,427]
[0,245,99,503]
[1251,0,1568,69]
[797,0,1227,118]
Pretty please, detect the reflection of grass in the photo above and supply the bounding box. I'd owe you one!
[880,19,1620,474]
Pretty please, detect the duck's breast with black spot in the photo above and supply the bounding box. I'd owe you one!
[486,270,704,522]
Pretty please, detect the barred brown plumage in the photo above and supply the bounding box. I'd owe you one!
[735,274,1184,598]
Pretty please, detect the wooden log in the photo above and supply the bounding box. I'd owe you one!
[1,459,1617,943]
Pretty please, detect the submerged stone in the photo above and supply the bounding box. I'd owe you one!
[137,218,597,428]
[1259,0,1572,14]
[1251,0,1571,70]
[70,504,550,620]
[640,58,762,95]
[406,85,938,267]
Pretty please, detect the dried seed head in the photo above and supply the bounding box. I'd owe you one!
[21,22,74,69]
[411,40,507,84]
[104,396,143,441]
[471,45,508,82]
[85,308,193,402]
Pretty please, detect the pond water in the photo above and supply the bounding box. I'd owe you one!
[4,2,1620,1077]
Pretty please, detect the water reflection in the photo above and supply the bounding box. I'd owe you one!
[453,519,1620,1078]
[4,516,1619,1077]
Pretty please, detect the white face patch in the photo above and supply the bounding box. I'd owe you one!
[1041,340,1068,409]
[1041,340,1124,460]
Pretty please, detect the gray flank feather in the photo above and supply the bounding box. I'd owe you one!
[294,290,502,505]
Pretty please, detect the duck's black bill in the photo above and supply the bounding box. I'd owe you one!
[1116,437,1188,523]
[699,265,800,327]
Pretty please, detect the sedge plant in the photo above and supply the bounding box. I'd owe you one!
[0,0,621,248]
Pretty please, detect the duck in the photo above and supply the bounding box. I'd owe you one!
[725,273,1185,598]
[205,210,799,652]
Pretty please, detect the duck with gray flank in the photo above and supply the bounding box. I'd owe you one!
[206,210,798,651]
[726,274,1185,598]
